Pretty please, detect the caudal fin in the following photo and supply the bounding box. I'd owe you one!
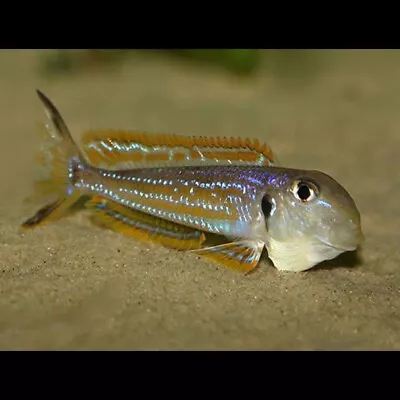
[21,90,87,229]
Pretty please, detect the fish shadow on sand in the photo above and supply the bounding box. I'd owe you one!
[253,248,363,275]
[311,250,363,272]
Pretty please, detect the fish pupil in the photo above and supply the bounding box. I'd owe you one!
[297,184,311,201]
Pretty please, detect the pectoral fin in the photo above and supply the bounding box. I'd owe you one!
[87,196,206,250]
[190,240,265,273]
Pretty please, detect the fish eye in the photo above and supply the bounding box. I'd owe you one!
[291,179,319,203]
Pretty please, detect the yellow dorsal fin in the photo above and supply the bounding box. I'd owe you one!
[80,130,277,170]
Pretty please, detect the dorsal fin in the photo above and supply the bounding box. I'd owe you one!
[80,130,278,170]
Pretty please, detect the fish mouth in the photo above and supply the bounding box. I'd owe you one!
[319,231,364,252]
[327,243,358,252]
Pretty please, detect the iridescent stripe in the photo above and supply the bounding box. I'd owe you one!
[81,130,276,170]
[77,165,292,237]
[95,201,203,240]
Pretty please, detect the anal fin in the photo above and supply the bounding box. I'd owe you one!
[87,196,206,251]
[190,240,265,273]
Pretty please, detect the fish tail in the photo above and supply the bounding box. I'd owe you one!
[21,89,89,229]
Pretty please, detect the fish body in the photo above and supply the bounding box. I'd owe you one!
[21,90,364,273]
[80,165,273,238]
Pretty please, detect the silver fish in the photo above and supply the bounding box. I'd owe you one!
[21,90,364,273]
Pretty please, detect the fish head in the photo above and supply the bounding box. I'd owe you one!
[260,168,364,272]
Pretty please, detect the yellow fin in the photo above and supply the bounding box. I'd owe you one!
[80,130,277,170]
[21,90,88,229]
[21,191,83,229]
[87,196,206,251]
[190,240,265,273]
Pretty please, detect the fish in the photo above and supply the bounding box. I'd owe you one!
[21,90,364,273]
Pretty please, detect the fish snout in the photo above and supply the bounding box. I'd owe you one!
[334,221,364,251]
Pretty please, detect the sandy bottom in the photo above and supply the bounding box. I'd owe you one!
[0,50,399,349]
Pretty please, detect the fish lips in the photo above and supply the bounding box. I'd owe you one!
[319,231,365,252]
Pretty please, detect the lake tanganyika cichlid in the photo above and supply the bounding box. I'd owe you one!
[21,90,364,273]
